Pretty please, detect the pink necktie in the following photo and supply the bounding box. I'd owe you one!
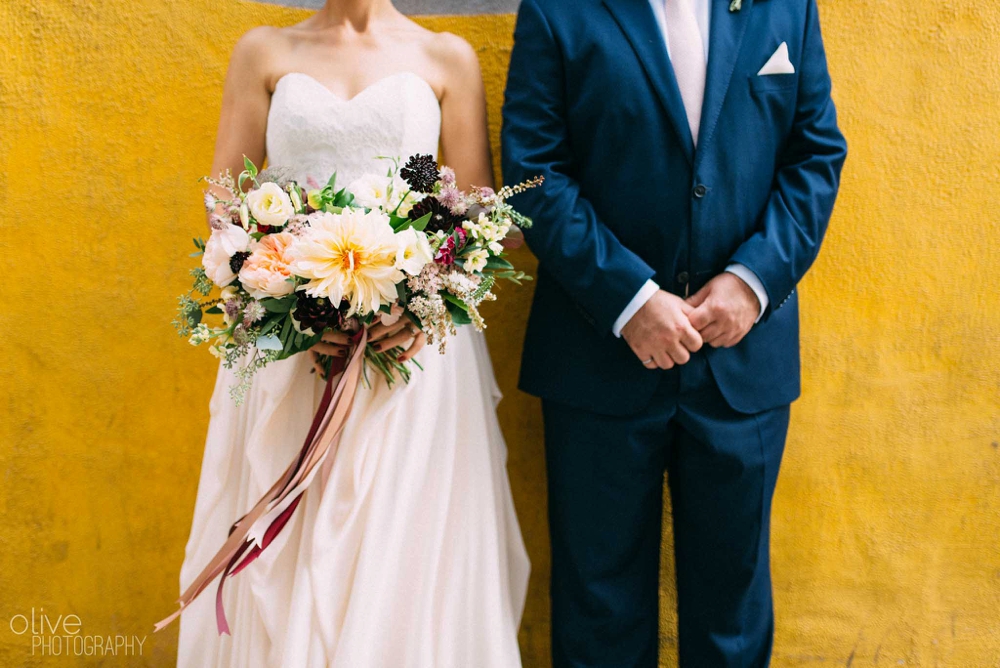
[664,0,707,145]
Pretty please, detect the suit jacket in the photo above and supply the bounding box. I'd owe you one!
[501,0,848,416]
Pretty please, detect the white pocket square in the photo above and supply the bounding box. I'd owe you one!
[757,42,795,76]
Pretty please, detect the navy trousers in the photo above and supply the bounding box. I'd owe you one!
[542,350,790,667]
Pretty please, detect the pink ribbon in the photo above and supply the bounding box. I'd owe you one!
[154,329,368,635]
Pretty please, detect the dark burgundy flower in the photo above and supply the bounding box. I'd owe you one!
[291,293,339,336]
[399,154,440,194]
[408,196,462,234]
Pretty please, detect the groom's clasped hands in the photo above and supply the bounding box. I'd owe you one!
[621,272,761,370]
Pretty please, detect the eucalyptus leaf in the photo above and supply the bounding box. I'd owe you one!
[256,334,282,351]
[485,256,514,270]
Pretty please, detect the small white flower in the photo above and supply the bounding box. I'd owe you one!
[239,202,250,229]
[188,323,212,346]
[208,333,233,358]
[488,241,505,255]
[347,173,392,211]
[388,175,423,217]
[394,227,434,276]
[464,249,489,273]
[246,182,294,228]
[463,218,481,239]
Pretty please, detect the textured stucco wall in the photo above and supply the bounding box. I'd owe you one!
[259,0,521,14]
[0,0,998,666]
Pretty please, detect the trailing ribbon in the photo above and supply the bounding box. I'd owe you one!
[153,329,368,635]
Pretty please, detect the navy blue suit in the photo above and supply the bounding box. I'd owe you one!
[501,0,846,664]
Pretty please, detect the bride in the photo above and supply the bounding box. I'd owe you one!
[175,2,530,666]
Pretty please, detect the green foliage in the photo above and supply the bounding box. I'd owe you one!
[190,267,213,296]
[261,297,293,314]
[444,298,472,325]
[392,211,432,232]
[484,256,514,271]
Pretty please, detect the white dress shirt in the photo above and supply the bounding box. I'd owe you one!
[611,0,769,337]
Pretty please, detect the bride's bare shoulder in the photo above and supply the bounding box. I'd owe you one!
[421,30,483,89]
[231,24,292,59]
[227,25,293,78]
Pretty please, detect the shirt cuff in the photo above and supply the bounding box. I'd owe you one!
[612,279,660,338]
[725,264,768,323]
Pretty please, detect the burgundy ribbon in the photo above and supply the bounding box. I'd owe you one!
[154,330,368,635]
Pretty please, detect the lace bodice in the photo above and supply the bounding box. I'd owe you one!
[266,71,442,187]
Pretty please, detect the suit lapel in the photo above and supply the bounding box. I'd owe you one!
[602,0,695,166]
[696,0,754,163]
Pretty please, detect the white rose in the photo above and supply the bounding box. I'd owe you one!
[347,173,392,211]
[464,249,489,273]
[246,182,294,228]
[202,225,250,287]
[394,227,434,276]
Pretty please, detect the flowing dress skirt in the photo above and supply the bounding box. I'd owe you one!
[176,327,530,667]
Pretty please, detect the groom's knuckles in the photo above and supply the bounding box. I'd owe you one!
[688,304,712,330]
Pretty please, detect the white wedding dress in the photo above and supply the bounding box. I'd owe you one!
[176,71,530,668]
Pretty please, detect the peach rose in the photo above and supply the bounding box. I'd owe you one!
[239,233,297,299]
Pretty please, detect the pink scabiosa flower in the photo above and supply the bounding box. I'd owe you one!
[439,166,456,187]
[437,186,462,211]
[474,186,497,205]
[243,299,267,326]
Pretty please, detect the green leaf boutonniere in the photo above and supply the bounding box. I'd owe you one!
[729,0,742,11]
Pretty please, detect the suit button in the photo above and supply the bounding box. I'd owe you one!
[677,271,689,284]
[693,184,708,198]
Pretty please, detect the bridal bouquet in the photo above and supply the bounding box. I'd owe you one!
[174,155,540,404]
[157,156,541,636]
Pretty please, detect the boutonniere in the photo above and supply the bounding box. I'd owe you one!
[729,0,742,11]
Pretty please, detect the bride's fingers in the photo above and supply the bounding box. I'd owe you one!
[311,342,349,357]
[370,327,416,352]
[368,320,409,342]
[397,332,426,362]
[310,351,326,376]
[321,330,351,345]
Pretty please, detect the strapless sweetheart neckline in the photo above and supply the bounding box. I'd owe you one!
[274,71,439,106]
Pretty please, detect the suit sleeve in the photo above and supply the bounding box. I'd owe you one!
[501,0,656,336]
[728,0,848,318]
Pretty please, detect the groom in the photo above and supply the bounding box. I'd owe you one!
[501,0,846,665]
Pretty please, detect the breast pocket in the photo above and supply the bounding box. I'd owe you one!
[748,74,798,137]
[749,73,798,94]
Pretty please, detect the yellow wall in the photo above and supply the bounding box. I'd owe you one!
[1,0,998,666]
